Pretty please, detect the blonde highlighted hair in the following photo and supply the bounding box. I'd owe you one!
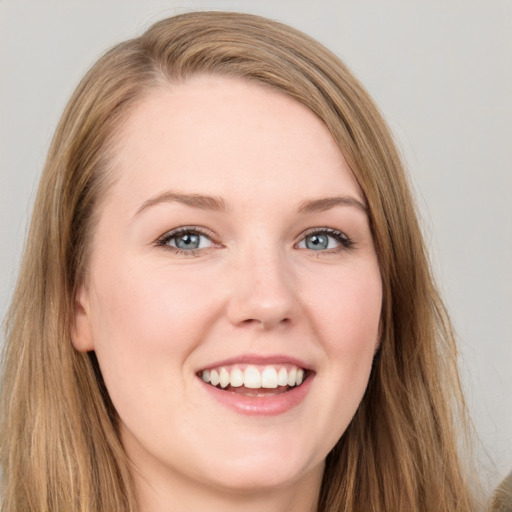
[1,11,478,511]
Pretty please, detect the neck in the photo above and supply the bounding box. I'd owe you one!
[132,458,324,512]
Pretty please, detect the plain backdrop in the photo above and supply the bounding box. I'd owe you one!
[1,0,511,493]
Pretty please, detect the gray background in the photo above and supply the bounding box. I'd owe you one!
[1,0,511,493]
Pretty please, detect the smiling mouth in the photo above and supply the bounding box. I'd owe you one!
[198,363,310,396]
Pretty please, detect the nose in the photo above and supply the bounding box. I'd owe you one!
[226,248,299,330]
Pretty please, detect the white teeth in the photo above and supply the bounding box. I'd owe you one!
[200,364,307,389]
[244,366,261,389]
[219,367,230,388]
[230,367,244,387]
[278,367,288,386]
[261,366,278,389]
[210,369,220,386]
[287,367,297,386]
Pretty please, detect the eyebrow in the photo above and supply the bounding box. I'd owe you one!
[135,191,367,217]
[297,196,367,214]
[135,191,228,216]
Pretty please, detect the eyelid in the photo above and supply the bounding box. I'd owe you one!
[154,225,354,255]
[156,225,221,251]
[296,227,355,251]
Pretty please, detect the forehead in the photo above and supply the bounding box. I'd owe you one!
[108,74,363,205]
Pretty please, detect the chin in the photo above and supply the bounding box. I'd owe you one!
[194,445,323,494]
[204,467,311,495]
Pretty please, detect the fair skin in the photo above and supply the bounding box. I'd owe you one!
[72,75,382,512]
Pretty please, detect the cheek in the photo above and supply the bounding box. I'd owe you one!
[301,263,381,436]
[304,263,382,354]
[327,276,381,388]
[86,259,227,445]
[87,257,222,389]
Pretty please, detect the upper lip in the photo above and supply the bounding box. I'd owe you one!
[197,353,314,372]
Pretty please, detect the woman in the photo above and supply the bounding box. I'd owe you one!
[0,11,478,512]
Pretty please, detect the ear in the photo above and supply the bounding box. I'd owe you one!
[71,284,95,352]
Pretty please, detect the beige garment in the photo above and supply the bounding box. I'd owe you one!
[491,472,512,512]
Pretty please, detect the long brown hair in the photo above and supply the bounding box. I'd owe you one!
[1,11,478,511]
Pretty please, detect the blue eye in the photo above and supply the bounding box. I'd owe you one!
[298,229,352,251]
[174,232,201,250]
[158,228,214,253]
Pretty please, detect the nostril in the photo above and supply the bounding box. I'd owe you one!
[239,317,292,329]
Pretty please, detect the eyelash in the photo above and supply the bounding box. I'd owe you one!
[155,226,355,256]
[156,226,219,256]
[297,227,355,253]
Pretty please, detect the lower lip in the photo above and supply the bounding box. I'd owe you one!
[199,376,313,416]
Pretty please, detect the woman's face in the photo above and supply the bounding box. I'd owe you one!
[73,75,382,498]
